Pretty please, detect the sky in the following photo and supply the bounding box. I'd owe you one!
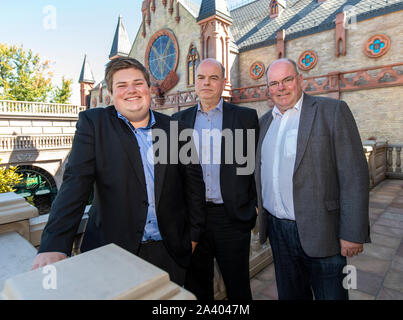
[0,0,243,105]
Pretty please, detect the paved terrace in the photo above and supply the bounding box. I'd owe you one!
[251,179,403,300]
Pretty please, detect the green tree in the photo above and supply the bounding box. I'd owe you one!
[51,77,73,104]
[0,43,72,103]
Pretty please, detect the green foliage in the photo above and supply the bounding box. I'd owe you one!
[51,77,73,104]
[0,163,22,193]
[0,43,72,103]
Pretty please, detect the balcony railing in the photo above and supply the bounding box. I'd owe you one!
[0,100,86,118]
[0,135,74,151]
[387,144,402,179]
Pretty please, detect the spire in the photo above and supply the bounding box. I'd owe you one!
[197,0,232,23]
[78,54,95,84]
[109,15,132,60]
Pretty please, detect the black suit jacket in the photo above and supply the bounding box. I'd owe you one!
[38,106,206,268]
[172,101,258,229]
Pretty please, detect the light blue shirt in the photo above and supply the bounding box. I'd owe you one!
[261,94,304,220]
[117,110,162,242]
[194,98,224,204]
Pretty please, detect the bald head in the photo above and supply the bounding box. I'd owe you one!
[196,58,226,78]
[266,58,299,78]
[265,58,303,114]
[195,58,227,110]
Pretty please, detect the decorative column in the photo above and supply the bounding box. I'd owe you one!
[276,29,285,59]
[335,12,346,57]
[198,16,233,98]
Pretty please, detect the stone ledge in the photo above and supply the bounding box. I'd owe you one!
[0,193,38,225]
[0,232,37,293]
[1,243,195,300]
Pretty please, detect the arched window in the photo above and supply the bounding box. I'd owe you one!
[270,0,279,18]
[187,44,199,87]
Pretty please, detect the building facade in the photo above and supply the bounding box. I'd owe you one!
[80,0,403,143]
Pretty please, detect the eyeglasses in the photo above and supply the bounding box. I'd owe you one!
[268,75,298,89]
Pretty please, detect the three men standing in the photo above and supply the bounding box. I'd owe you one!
[32,55,370,301]
[173,59,258,300]
[256,59,370,300]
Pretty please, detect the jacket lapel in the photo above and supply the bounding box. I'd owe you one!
[293,94,317,174]
[257,111,273,163]
[152,112,168,212]
[221,102,235,165]
[185,105,198,128]
[108,107,147,190]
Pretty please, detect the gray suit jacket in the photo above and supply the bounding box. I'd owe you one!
[256,93,370,257]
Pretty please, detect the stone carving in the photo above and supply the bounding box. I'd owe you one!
[364,34,391,58]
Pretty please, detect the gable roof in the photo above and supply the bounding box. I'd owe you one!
[230,0,403,52]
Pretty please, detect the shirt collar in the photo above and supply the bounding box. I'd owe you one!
[197,98,224,114]
[272,93,304,120]
[117,109,156,130]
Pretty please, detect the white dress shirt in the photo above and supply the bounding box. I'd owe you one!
[261,94,304,220]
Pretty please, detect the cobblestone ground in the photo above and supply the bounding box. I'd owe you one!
[251,179,403,300]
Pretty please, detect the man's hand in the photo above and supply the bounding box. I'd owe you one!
[340,239,363,257]
[191,241,198,253]
[31,252,67,270]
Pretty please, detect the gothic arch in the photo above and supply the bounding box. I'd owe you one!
[270,0,279,18]
[186,44,199,87]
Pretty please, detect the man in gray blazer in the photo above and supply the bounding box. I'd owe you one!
[256,58,370,300]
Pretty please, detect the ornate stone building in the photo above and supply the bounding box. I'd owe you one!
[79,0,403,143]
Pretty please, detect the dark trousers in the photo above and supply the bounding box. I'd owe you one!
[265,211,348,300]
[138,240,186,286]
[185,204,252,300]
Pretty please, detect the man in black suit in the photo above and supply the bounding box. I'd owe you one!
[32,57,206,286]
[173,58,258,300]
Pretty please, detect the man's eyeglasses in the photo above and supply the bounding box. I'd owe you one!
[268,75,298,88]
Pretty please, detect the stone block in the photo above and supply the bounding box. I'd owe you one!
[0,220,30,241]
[42,127,62,134]
[32,121,53,127]
[0,232,37,293]
[62,127,76,134]
[0,193,38,225]
[0,127,21,135]
[9,120,32,127]
[0,243,195,300]
[52,121,71,127]
[21,127,42,135]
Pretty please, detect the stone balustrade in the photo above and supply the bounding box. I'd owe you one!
[387,143,403,179]
[363,140,403,187]
[0,100,86,119]
[152,90,198,111]
[0,134,75,152]
[363,140,388,189]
